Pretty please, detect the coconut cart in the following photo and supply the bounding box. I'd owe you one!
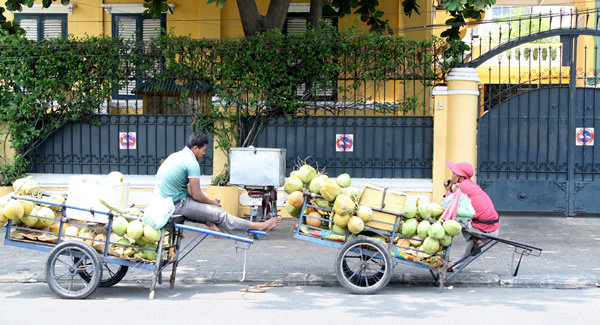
[293,185,456,294]
[2,194,266,300]
[293,184,543,294]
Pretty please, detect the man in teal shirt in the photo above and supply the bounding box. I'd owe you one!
[156,132,281,236]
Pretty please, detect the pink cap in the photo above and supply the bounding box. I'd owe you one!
[446,160,474,178]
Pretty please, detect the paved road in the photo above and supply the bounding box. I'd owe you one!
[0,283,599,324]
[1,216,599,291]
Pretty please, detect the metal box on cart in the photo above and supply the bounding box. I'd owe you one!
[229,147,286,187]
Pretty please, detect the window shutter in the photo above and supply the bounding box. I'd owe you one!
[43,19,63,40]
[118,18,137,40]
[143,18,162,43]
[286,18,307,35]
[20,18,39,41]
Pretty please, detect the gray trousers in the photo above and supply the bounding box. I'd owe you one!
[452,219,499,270]
[174,195,251,237]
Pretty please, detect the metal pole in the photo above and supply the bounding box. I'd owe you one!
[567,36,578,216]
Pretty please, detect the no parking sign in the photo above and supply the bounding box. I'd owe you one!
[576,128,594,146]
[336,134,353,152]
[119,132,137,149]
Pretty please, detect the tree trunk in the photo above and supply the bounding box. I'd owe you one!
[236,0,292,36]
[309,0,322,30]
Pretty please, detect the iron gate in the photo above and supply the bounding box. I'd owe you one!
[466,9,600,216]
[246,115,433,178]
[27,114,213,176]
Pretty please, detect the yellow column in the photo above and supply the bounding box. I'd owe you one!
[431,86,448,202]
[432,68,481,201]
[446,68,481,166]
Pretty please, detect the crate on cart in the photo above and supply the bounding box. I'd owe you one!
[359,183,407,231]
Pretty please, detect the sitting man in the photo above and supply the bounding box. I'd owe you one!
[156,132,281,237]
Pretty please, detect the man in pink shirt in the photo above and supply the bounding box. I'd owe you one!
[444,160,500,272]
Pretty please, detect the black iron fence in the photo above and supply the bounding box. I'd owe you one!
[15,35,449,178]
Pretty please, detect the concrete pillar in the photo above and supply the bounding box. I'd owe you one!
[432,67,481,201]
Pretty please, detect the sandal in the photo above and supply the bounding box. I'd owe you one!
[239,285,266,293]
[256,281,284,288]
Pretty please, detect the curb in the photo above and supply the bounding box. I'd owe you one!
[1,271,597,290]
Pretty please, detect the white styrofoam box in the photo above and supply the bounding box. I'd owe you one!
[65,175,130,223]
[229,147,286,187]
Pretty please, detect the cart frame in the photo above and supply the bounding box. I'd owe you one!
[293,193,451,294]
[3,195,265,299]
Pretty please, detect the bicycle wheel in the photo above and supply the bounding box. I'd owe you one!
[335,237,392,294]
[45,241,102,299]
[77,260,128,288]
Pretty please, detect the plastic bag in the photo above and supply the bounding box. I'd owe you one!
[441,193,453,208]
[440,189,460,221]
[456,194,475,219]
[142,185,175,230]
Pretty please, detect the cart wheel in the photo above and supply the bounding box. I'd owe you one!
[76,259,128,288]
[45,241,102,299]
[335,237,393,294]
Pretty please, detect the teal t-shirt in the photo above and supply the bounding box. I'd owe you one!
[156,147,201,203]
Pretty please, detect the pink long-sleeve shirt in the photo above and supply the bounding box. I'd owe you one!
[458,179,500,233]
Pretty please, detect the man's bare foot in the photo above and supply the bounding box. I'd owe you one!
[206,221,224,238]
[263,216,281,231]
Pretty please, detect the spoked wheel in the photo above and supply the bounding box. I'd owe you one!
[335,237,392,294]
[45,241,102,299]
[77,259,128,288]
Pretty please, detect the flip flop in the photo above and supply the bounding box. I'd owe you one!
[257,281,283,288]
[239,286,266,293]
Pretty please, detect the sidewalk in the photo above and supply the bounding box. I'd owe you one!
[1,216,599,290]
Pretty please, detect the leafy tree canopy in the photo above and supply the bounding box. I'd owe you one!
[1,0,494,41]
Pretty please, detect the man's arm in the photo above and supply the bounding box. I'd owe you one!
[187,177,221,207]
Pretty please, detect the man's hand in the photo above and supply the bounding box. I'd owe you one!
[212,199,222,207]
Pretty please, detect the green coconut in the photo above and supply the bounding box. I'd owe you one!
[422,237,440,255]
[333,194,355,215]
[285,202,301,218]
[439,234,452,247]
[443,219,462,237]
[429,203,445,219]
[417,220,430,239]
[309,176,326,194]
[126,219,144,240]
[284,176,304,194]
[356,205,373,223]
[320,179,341,202]
[428,223,446,240]
[143,223,161,243]
[112,216,129,236]
[401,218,418,237]
[297,164,317,184]
[333,213,351,227]
[335,173,351,188]
[331,224,348,235]
[402,203,417,219]
[347,216,364,234]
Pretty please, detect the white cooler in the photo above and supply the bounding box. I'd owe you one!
[65,175,130,223]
